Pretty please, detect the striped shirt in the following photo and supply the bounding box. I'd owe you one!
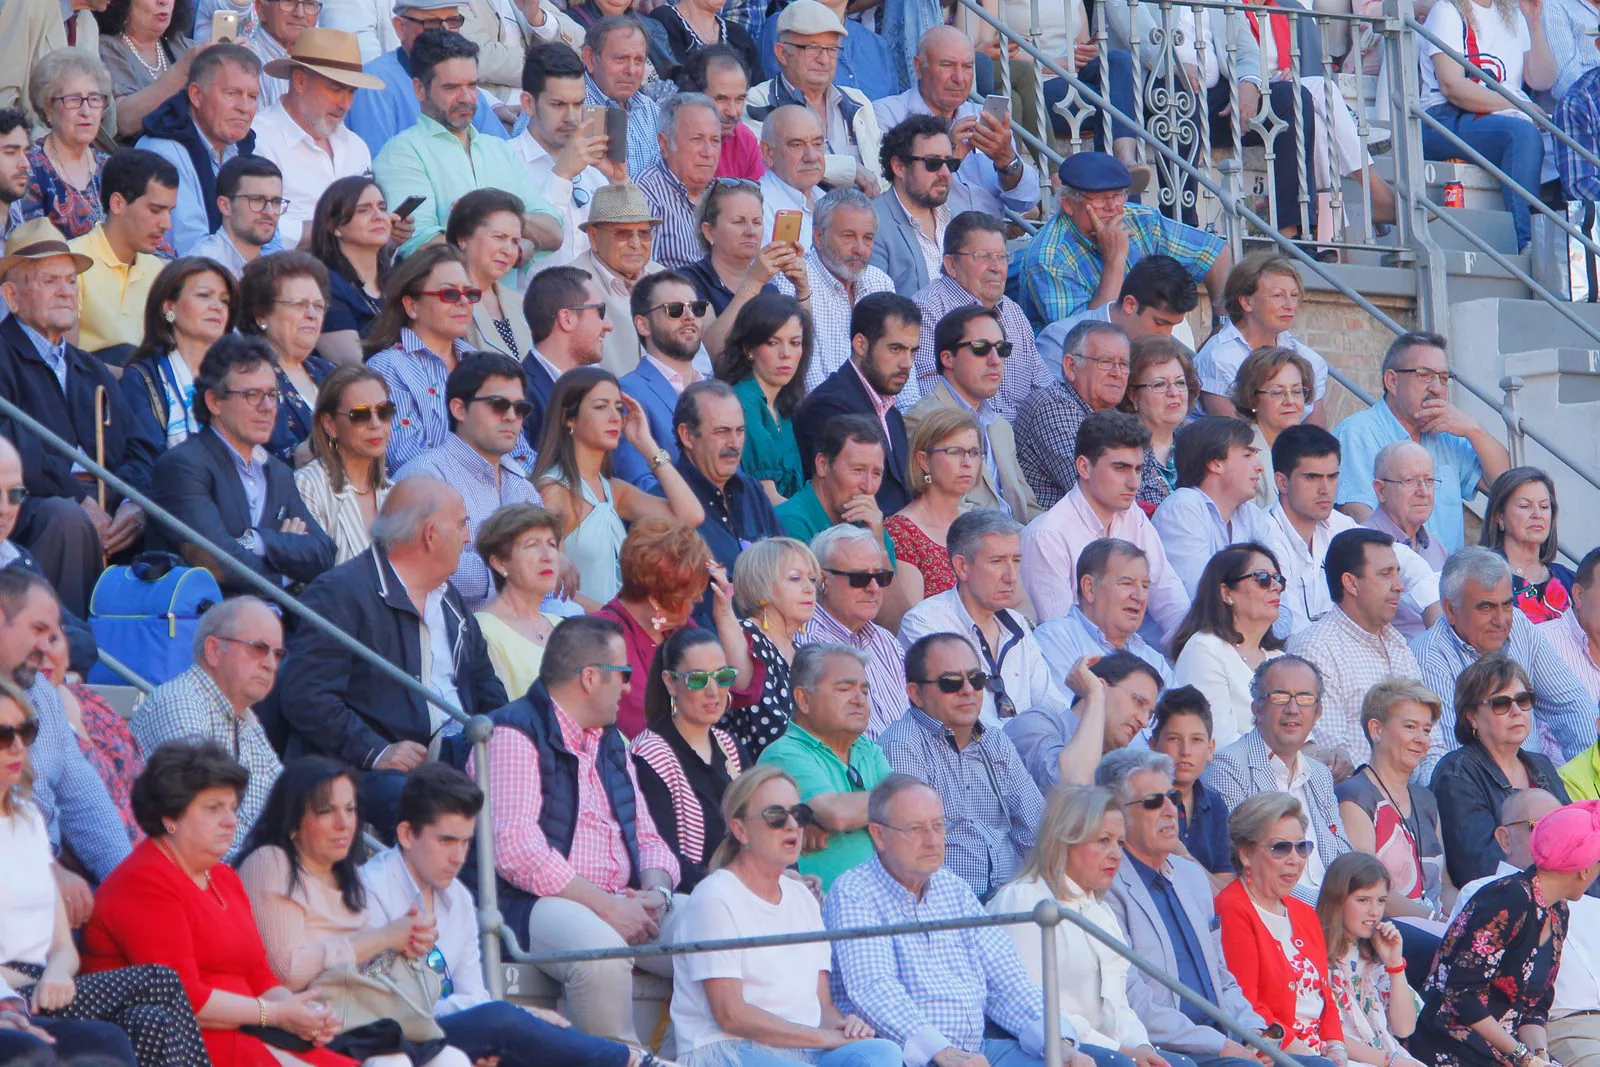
[796,605,907,739]
[1537,608,1600,705]
[1287,605,1421,767]
[585,75,663,178]
[636,160,704,269]
[911,273,1051,423]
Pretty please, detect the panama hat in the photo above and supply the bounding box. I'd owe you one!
[579,183,663,230]
[263,28,386,91]
[0,219,93,281]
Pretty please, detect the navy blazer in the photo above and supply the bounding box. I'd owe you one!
[522,353,558,447]
[869,190,933,297]
[146,428,336,593]
[266,545,509,768]
[792,361,912,515]
[0,315,159,510]
[613,357,681,491]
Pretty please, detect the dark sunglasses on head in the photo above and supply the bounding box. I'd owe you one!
[469,395,535,418]
[650,300,710,319]
[1266,838,1316,859]
[845,764,865,790]
[0,719,40,748]
[0,487,27,506]
[1227,569,1286,590]
[757,802,815,829]
[1481,690,1536,715]
[905,154,962,172]
[338,402,397,425]
[1130,788,1183,811]
[825,567,893,589]
[914,669,991,694]
[673,667,737,691]
[417,286,484,305]
[959,339,1012,359]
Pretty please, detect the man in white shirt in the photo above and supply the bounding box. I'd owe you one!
[252,28,384,246]
[1151,415,1274,598]
[189,155,286,277]
[515,42,622,267]
[363,762,636,1067]
[758,104,826,250]
[1448,787,1561,922]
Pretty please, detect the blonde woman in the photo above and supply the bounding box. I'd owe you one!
[881,407,980,631]
[730,536,819,759]
[989,785,1187,1067]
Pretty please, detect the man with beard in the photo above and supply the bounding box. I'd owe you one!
[374,29,561,258]
[671,379,781,574]
[793,291,920,515]
[251,28,386,247]
[0,109,27,322]
[774,187,894,393]
[190,156,287,278]
[870,114,954,296]
[613,270,711,489]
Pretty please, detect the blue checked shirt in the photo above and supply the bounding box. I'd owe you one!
[26,676,131,881]
[636,160,703,269]
[1013,378,1094,510]
[823,854,1076,1067]
[395,434,542,610]
[18,321,69,393]
[586,76,663,177]
[368,330,536,474]
[1555,67,1600,200]
[876,707,1045,900]
[1013,204,1226,329]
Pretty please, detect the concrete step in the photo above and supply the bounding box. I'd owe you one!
[1503,347,1600,404]
[1427,206,1520,254]
[1452,296,1600,351]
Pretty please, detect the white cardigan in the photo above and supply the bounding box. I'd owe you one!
[1171,632,1283,746]
[988,874,1151,1051]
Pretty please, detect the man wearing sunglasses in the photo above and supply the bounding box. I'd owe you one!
[878,632,1044,901]
[394,353,542,609]
[1446,787,1562,924]
[522,265,613,438]
[613,270,712,489]
[797,523,906,738]
[0,437,94,675]
[1202,656,1351,903]
[870,114,956,297]
[1008,650,1162,794]
[129,597,285,859]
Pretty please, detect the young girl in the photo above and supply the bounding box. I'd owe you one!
[1316,853,1426,1067]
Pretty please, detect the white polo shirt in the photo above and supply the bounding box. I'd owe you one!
[250,100,374,246]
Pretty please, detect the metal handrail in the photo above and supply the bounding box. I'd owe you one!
[95,648,155,694]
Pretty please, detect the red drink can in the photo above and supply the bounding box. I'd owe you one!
[1443,181,1466,208]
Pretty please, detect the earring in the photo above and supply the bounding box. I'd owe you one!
[164,821,176,834]
[670,694,680,719]
[758,599,770,632]
[163,309,176,324]
[922,473,933,486]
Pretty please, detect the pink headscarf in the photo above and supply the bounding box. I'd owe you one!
[1530,799,1600,873]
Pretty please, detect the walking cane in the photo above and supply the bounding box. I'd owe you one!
[94,384,109,564]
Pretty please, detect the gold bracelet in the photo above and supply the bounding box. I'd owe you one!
[257,996,268,1027]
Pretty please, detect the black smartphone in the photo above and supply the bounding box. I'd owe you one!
[604,107,629,165]
[393,194,427,220]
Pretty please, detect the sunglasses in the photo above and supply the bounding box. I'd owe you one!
[845,764,865,790]
[588,663,633,682]
[673,667,737,690]
[1130,788,1183,811]
[905,154,962,172]
[424,946,453,999]
[417,286,484,304]
[565,302,608,319]
[1227,569,1286,590]
[825,567,894,589]
[0,720,40,748]
[1266,838,1316,859]
[1480,691,1536,715]
[958,339,1012,359]
[756,803,815,829]
[0,487,26,506]
[338,402,397,425]
[469,395,535,418]
[913,669,991,694]
[215,635,288,664]
[650,300,710,319]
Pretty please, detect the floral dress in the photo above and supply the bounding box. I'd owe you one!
[70,682,144,845]
[1331,948,1416,1060]
[1413,870,1565,1067]
[1511,562,1576,624]
[19,141,110,239]
[885,514,957,596]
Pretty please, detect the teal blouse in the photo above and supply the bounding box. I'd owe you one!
[732,375,804,499]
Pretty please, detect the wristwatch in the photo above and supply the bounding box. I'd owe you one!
[648,449,670,471]
[999,154,1024,178]
[238,529,261,555]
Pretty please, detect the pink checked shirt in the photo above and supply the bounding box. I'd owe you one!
[849,357,899,446]
[479,700,680,898]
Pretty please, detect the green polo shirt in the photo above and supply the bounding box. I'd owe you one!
[758,722,891,888]
[772,483,897,565]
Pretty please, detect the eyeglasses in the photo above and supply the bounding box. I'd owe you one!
[957,339,1012,359]
[1132,378,1190,394]
[649,300,710,319]
[756,802,814,829]
[825,567,894,589]
[417,287,483,305]
[565,302,608,319]
[237,194,290,214]
[948,251,1007,265]
[52,93,109,111]
[1479,691,1536,715]
[1070,352,1131,373]
[424,946,453,999]
[912,669,991,694]
[1264,690,1319,708]
[269,0,323,11]
[214,635,288,664]
[1226,569,1286,590]
[905,154,962,173]
[587,663,634,682]
[926,446,982,461]
[218,387,283,409]
[398,11,466,27]
[672,667,738,690]
[877,819,947,837]
[1129,789,1183,811]
[0,720,39,749]
[0,487,27,506]
[468,395,534,418]
[1266,838,1316,859]
[277,297,327,316]
[338,402,397,425]
[1255,386,1309,402]
[1378,476,1442,492]
[1392,368,1453,387]
[781,41,842,58]
[1076,190,1128,208]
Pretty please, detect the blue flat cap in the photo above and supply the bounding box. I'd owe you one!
[1057,151,1132,191]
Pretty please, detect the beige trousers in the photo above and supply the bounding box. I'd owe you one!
[1550,1014,1600,1067]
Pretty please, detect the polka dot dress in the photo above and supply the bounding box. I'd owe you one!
[12,961,209,1067]
[491,318,520,359]
[718,619,795,761]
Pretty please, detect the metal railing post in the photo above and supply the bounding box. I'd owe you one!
[469,723,505,998]
[1500,376,1527,467]
[1387,0,1448,320]
[1036,901,1063,1067]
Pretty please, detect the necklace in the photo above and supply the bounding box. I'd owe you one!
[121,33,169,77]
[156,837,228,910]
[1364,764,1423,884]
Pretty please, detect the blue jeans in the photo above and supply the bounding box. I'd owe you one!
[1420,100,1544,249]
[696,1038,904,1067]
[983,1040,1138,1067]
[1044,51,1140,144]
[438,1000,629,1067]
[0,1018,136,1064]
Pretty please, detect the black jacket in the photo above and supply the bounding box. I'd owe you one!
[791,360,912,515]
[267,545,508,768]
[1431,740,1571,887]
[146,428,335,593]
[140,91,257,236]
[0,315,160,510]
[522,353,557,448]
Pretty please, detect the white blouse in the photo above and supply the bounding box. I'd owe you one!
[1172,632,1283,746]
[0,802,60,965]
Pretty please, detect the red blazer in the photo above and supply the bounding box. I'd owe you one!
[1215,878,1344,1048]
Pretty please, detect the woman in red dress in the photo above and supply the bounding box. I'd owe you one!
[82,741,351,1067]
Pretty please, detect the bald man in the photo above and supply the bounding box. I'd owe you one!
[0,435,95,673]
[873,25,1039,219]
[268,475,509,840]
[758,104,826,248]
[1364,440,1447,571]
